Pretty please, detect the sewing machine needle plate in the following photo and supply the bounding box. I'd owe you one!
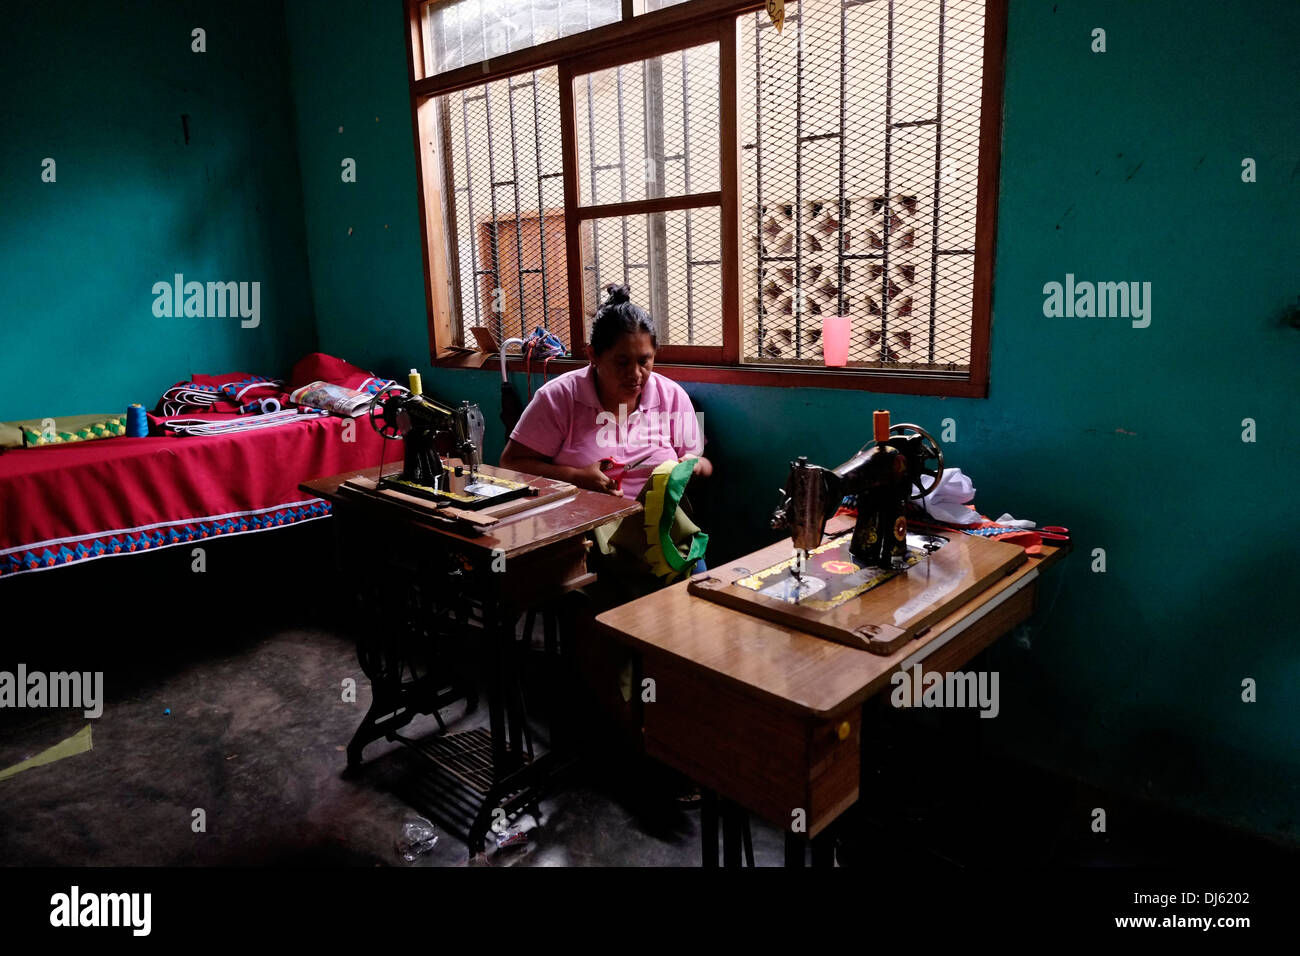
[463,481,512,498]
[736,533,944,610]
[759,574,828,603]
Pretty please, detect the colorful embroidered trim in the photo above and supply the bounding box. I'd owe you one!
[159,384,221,416]
[353,376,401,396]
[0,499,332,578]
[217,376,283,403]
[23,418,127,446]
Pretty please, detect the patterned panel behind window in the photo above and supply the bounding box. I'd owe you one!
[740,0,987,370]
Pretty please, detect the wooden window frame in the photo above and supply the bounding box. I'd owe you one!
[560,19,736,365]
[404,0,1007,398]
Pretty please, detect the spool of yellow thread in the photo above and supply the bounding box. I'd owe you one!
[408,368,423,396]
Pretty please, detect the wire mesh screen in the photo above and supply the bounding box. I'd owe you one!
[740,0,987,369]
[581,208,723,347]
[424,0,621,76]
[440,67,572,349]
[640,0,691,12]
[576,43,721,206]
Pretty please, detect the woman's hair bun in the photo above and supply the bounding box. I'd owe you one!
[590,282,656,355]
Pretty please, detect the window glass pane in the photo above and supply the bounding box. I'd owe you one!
[740,0,986,369]
[439,67,572,349]
[424,0,621,75]
[575,43,721,206]
[582,207,722,347]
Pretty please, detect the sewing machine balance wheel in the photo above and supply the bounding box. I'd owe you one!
[366,386,406,440]
[888,422,944,499]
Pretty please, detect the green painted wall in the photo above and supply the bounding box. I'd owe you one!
[283,2,431,376]
[286,0,1299,841]
[0,1,316,423]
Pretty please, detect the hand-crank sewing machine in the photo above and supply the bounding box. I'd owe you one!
[688,409,1027,655]
[366,386,532,509]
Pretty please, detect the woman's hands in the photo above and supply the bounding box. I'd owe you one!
[573,461,624,495]
[575,456,711,493]
[501,439,622,494]
[501,438,710,496]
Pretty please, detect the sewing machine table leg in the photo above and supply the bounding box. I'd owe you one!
[722,800,743,868]
[701,788,719,868]
[784,830,807,867]
[811,834,835,868]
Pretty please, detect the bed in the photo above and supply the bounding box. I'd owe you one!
[0,416,393,578]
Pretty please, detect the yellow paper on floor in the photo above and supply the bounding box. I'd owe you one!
[0,724,93,782]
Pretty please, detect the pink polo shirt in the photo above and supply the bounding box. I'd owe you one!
[509,364,705,500]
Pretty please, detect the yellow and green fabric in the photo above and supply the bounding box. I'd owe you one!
[593,457,708,583]
[0,414,127,449]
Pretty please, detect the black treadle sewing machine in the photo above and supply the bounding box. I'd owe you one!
[367,386,531,510]
[771,409,944,572]
[688,408,1026,654]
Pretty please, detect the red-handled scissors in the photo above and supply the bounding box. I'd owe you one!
[1037,525,1070,541]
[598,450,658,491]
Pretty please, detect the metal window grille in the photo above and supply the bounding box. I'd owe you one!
[741,0,987,369]
[575,43,722,347]
[581,207,723,346]
[440,67,572,348]
[425,0,621,76]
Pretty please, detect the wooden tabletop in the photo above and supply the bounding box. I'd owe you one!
[597,515,1069,719]
[302,462,641,557]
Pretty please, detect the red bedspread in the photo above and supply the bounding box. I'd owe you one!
[0,416,395,577]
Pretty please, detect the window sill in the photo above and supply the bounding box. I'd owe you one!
[432,348,987,398]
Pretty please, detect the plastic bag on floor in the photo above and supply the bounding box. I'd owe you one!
[395,817,439,862]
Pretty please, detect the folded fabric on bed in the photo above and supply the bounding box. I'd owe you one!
[155,374,287,416]
[0,414,391,577]
[154,356,399,420]
[150,408,328,437]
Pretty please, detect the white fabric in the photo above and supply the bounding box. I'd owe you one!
[995,513,1037,529]
[918,467,981,525]
[163,408,327,436]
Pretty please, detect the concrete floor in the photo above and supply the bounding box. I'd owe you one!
[0,620,777,867]
[2,617,1295,868]
[1,527,1295,868]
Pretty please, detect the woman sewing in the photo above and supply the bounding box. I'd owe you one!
[503,286,712,805]
[500,284,712,500]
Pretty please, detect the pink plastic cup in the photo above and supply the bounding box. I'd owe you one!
[822,315,851,367]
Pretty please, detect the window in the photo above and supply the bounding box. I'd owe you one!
[573,41,727,357]
[740,0,989,371]
[437,68,572,346]
[406,0,1006,396]
[423,0,622,76]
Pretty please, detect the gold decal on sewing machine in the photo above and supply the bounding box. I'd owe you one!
[736,533,922,611]
[388,471,526,504]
